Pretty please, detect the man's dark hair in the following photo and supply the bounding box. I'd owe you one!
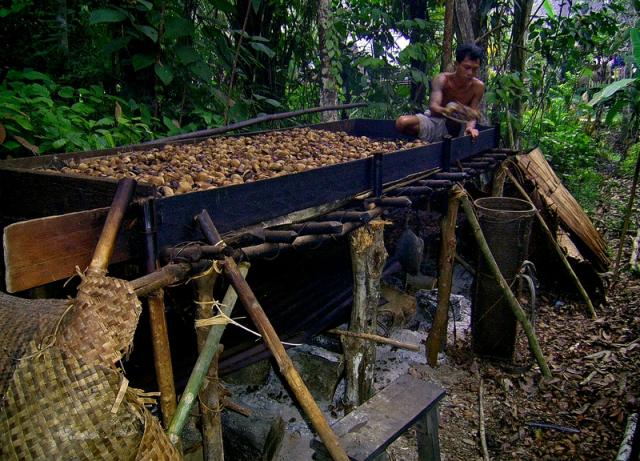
[455,44,484,63]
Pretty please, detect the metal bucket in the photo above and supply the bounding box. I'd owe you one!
[472,197,535,360]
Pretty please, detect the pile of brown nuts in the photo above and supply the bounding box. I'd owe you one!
[47,128,426,196]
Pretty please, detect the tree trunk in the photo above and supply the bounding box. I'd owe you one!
[408,0,429,111]
[441,0,455,72]
[343,222,387,412]
[509,0,534,146]
[318,0,338,122]
[454,0,475,45]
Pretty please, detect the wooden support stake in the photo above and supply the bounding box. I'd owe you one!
[458,188,552,378]
[491,162,507,197]
[222,257,349,461]
[505,170,597,319]
[167,263,250,445]
[344,221,388,411]
[142,199,177,429]
[426,189,461,367]
[148,290,178,427]
[327,329,420,352]
[194,269,222,460]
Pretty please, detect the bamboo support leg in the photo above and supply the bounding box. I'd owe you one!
[505,170,597,318]
[167,263,250,445]
[491,163,507,197]
[148,290,178,427]
[426,190,460,367]
[194,272,223,460]
[222,257,349,461]
[458,189,551,378]
[344,222,387,411]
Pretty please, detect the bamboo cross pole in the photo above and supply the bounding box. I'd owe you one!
[222,256,349,461]
[167,262,250,445]
[426,188,462,366]
[457,187,551,378]
[327,329,420,352]
[504,170,597,319]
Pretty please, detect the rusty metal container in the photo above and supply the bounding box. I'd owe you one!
[472,197,535,360]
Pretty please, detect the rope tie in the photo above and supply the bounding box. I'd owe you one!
[195,304,302,346]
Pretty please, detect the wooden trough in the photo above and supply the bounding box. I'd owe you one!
[1,119,499,294]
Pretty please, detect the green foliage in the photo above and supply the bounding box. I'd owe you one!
[0,70,155,157]
[621,142,640,177]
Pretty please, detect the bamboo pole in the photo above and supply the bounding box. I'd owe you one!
[148,290,178,427]
[142,199,177,428]
[87,178,136,276]
[143,103,367,146]
[505,170,597,318]
[327,329,420,352]
[458,189,551,378]
[167,263,250,445]
[194,270,222,460]
[222,257,349,461]
[612,150,640,286]
[426,189,461,366]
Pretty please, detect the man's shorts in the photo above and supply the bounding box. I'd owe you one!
[416,111,463,142]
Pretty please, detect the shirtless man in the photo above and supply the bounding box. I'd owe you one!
[396,44,485,142]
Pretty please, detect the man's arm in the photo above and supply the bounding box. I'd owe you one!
[464,81,485,138]
[428,74,448,115]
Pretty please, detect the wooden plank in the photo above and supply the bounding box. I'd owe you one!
[330,374,445,461]
[3,208,136,293]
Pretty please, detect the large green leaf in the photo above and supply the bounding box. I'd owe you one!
[542,0,555,17]
[132,53,155,71]
[250,42,275,58]
[89,8,127,24]
[154,63,174,85]
[135,25,158,42]
[212,0,234,13]
[631,28,640,65]
[165,17,194,40]
[588,79,636,106]
[190,61,212,81]
[176,45,199,65]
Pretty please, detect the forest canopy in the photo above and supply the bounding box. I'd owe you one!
[0,0,637,211]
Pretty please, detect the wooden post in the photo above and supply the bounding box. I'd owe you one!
[505,170,597,318]
[344,221,387,411]
[457,188,551,378]
[194,270,222,460]
[425,189,461,367]
[222,257,350,461]
[491,163,507,197]
[142,199,178,428]
[148,291,178,427]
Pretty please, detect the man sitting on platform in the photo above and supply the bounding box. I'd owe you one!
[396,43,485,142]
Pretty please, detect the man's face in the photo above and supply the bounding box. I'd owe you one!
[455,57,480,81]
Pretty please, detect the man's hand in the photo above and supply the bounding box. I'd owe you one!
[464,126,479,140]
